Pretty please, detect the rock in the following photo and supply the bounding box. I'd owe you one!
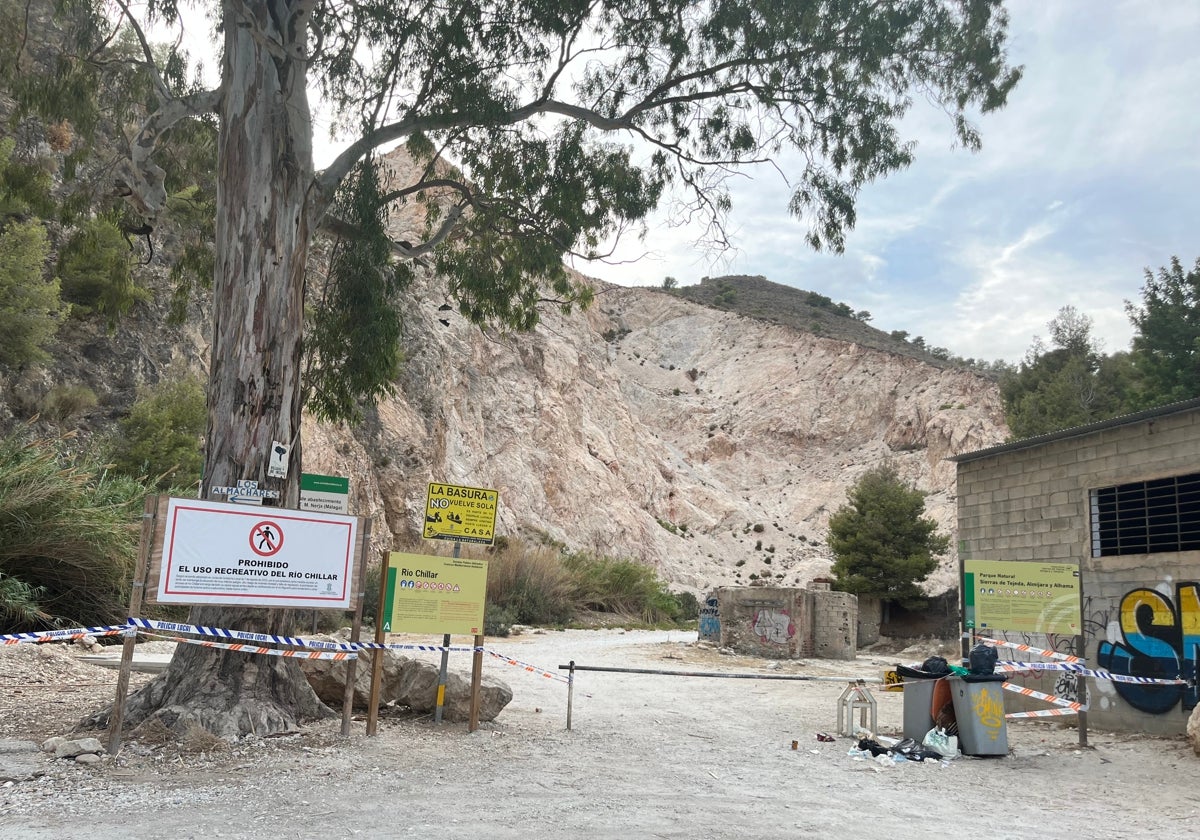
[53,737,104,759]
[40,736,67,754]
[299,649,409,709]
[1188,703,1200,756]
[395,659,512,723]
[301,650,511,722]
[75,753,103,765]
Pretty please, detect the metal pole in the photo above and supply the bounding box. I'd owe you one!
[566,660,575,731]
[367,549,389,736]
[468,633,484,732]
[341,519,370,736]
[434,541,461,724]
[556,663,882,682]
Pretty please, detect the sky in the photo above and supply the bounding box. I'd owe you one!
[573,1,1200,364]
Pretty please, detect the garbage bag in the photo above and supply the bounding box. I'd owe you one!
[921,655,950,675]
[856,737,892,757]
[968,643,998,675]
[922,727,959,758]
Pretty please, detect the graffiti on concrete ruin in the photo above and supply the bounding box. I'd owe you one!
[751,609,794,646]
[1096,582,1199,714]
[699,596,721,642]
[972,685,1006,741]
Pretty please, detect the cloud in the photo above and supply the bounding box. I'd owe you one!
[587,1,1200,364]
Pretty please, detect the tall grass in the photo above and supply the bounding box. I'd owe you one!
[563,550,683,624]
[0,429,146,632]
[484,539,578,634]
[481,538,694,635]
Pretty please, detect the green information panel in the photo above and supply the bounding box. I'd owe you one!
[382,552,488,635]
[963,560,1081,635]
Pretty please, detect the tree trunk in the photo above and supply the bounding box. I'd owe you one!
[117,1,330,739]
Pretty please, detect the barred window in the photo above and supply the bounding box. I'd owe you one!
[1090,473,1200,557]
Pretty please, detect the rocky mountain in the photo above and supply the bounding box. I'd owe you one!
[300,266,1008,595]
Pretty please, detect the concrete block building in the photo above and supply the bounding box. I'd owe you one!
[951,398,1200,735]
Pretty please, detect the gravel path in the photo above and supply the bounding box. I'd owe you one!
[1,629,1197,839]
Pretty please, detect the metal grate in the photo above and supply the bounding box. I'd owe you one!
[1090,472,1200,557]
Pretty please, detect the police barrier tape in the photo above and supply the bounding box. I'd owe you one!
[994,660,1188,686]
[142,631,356,661]
[1,624,131,644]
[1002,680,1085,711]
[128,618,566,684]
[1006,708,1080,719]
[977,636,1083,663]
[486,650,571,684]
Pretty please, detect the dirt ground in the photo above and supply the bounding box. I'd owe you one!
[1,628,1198,840]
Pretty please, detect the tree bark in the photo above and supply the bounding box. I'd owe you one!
[117,1,330,739]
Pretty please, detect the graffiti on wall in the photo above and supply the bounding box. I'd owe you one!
[751,609,794,646]
[1096,582,1199,715]
[699,596,721,642]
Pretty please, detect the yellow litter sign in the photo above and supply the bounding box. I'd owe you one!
[423,482,499,545]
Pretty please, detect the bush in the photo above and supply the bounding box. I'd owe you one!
[485,539,578,627]
[40,384,98,423]
[673,590,700,621]
[109,375,206,489]
[56,216,147,324]
[0,219,64,367]
[563,550,680,624]
[0,429,147,632]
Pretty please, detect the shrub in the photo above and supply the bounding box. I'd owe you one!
[673,590,700,621]
[563,550,680,624]
[40,384,98,423]
[0,219,64,367]
[56,216,147,324]
[109,375,206,490]
[485,539,577,627]
[0,429,147,632]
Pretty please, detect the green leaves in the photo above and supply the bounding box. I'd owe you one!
[306,158,409,424]
[828,464,949,608]
[56,215,147,326]
[1126,257,1200,407]
[0,218,63,367]
[109,375,206,490]
[1000,306,1137,439]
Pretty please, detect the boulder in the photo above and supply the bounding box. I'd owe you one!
[395,659,512,723]
[53,737,104,759]
[300,650,409,709]
[301,652,512,722]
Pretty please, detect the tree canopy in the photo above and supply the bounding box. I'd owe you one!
[1000,306,1136,439]
[827,464,949,608]
[1001,258,1200,440]
[1126,256,1200,407]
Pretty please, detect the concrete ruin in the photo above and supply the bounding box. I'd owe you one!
[705,582,858,660]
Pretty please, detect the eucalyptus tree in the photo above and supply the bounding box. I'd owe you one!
[16,0,1020,735]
